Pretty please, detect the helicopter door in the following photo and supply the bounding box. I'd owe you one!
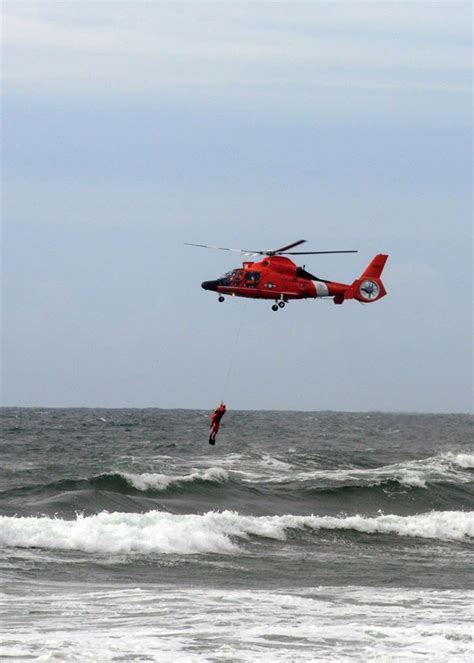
[244,271,260,288]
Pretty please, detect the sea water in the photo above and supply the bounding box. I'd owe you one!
[1,408,472,661]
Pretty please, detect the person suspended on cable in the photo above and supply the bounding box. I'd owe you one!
[209,402,226,445]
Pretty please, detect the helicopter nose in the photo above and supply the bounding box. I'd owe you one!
[201,280,218,291]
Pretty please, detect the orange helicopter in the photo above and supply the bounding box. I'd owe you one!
[186,240,388,311]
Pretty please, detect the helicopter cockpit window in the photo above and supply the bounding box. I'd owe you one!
[219,269,243,286]
[219,271,234,285]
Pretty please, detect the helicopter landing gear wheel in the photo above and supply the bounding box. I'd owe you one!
[218,296,225,303]
[272,304,279,312]
[278,301,286,308]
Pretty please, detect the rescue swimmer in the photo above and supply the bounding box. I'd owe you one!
[209,403,226,445]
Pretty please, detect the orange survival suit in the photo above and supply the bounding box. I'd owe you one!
[209,404,226,445]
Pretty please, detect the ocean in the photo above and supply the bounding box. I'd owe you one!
[0,408,472,662]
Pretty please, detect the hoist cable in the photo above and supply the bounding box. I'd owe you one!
[221,299,248,401]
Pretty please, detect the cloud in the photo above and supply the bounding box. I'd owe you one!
[3,2,471,104]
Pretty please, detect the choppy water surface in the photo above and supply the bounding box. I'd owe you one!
[1,408,473,661]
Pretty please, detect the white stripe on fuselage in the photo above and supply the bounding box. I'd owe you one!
[312,281,330,297]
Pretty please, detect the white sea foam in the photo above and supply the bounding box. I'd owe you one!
[120,466,229,491]
[112,450,474,494]
[0,584,471,662]
[127,451,471,493]
[0,509,472,556]
[260,454,293,470]
[252,451,474,489]
[451,452,474,469]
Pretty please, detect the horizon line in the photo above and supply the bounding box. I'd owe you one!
[1,405,472,416]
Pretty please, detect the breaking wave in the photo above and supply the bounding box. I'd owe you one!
[452,453,474,469]
[259,452,474,490]
[121,467,230,491]
[2,467,231,498]
[1,509,472,555]
[3,452,473,501]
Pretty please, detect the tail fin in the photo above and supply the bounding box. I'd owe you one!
[360,254,388,279]
[341,254,388,303]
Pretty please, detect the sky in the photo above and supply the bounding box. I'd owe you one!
[2,1,472,412]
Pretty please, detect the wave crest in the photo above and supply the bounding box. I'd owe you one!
[260,452,474,490]
[3,452,472,502]
[451,453,474,469]
[1,509,472,556]
[120,467,229,491]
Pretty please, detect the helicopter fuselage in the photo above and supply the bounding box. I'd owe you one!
[201,255,387,308]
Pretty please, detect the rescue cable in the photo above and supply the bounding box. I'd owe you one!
[220,299,248,402]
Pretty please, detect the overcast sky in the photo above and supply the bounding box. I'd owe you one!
[2,2,472,412]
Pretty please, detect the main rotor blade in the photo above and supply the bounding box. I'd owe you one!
[184,243,260,256]
[283,250,358,255]
[272,240,307,254]
[185,242,358,257]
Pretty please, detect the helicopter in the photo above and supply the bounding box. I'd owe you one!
[186,240,388,311]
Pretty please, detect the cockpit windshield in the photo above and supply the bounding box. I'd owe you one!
[218,269,243,286]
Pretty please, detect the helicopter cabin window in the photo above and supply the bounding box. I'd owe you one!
[245,271,260,286]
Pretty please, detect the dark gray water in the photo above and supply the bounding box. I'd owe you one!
[1,408,473,661]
